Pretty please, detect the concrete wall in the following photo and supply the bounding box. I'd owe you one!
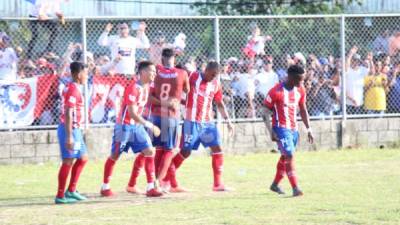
[1,118,399,165]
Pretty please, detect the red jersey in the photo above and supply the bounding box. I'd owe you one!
[185,72,223,122]
[117,81,149,125]
[60,82,84,128]
[264,82,306,130]
[151,65,188,118]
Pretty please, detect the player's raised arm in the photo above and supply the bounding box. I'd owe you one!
[97,23,113,46]
[135,21,150,49]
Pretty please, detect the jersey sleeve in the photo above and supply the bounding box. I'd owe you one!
[264,88,275,109]
[298,87,306,106]
[213,85,223,104]
[125,85,140,106]
[64,86,77,108]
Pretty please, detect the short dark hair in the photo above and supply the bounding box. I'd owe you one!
[70,61,85,75]
[287,64,305,78]
[206,61,220,71]
[138,60,154,73]
[162,48,175,58]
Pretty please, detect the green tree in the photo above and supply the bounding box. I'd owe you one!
[191,0,363,16]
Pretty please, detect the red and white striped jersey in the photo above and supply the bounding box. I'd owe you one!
[185,72,223,122]
[117,81,149,125]
[264,82,306,130]
[60,82,84,128]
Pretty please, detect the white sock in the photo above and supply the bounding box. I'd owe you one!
[102,183,110,190]
[146,182,155,191]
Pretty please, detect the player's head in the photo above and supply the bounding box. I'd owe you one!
[204,61,220,82]
[287,64,305,88]
[138,61,156,83]
[118,23,130,38]
[161,48,175,67]
[70,61,88,84]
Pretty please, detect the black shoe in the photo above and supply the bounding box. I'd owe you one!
[270,184,285,194]
[292,187,303,197]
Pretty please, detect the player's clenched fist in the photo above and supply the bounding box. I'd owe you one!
[144,121,161,137]
[66,136,74,150]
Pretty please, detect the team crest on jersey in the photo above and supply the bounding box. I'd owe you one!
[129,94,136,102]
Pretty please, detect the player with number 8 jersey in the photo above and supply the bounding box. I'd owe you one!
[149,48,189,189]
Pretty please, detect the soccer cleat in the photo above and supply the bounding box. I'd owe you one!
[270,184,285,195]
[126,186,142,194]
[160,180,171,193]
[292,188,304,197]
[100,189,115,197]
[65,191,87,201]
[55,197,78,204]
[169,186,188,193]
[212,184,233,192]
[146,188,163,197]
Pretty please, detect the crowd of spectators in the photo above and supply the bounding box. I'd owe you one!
[2,5,400,126]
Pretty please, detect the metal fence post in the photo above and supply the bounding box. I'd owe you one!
[214,16,221,63]
[81,17,89,130]
[341,14,347,122]
[214,16,223,124]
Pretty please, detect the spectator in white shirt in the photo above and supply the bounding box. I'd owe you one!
[97,22,150,78]
[0,33,18,81]
[232,62,256,118]
[27,0,67,59]
[345,46,372,114]
[253,57,279,115]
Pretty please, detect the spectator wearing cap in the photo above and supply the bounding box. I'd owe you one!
[0,32,18,81]
[253,56,279,116]
[27,0,68,59]
[364,59,390,114]
[97,22,150,78]
[345,46,371,114]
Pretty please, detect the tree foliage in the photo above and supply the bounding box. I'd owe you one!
[191,0,363,16]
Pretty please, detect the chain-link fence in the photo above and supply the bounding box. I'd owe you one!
[1,15,400,129]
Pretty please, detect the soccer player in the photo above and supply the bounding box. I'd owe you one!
[262,64,314,197]
[165,61,234,192]
[100,61,163,198]
[55,62,88,204]
[149,48,189,190]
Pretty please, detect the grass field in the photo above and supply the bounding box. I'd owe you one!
[0,148,399,225]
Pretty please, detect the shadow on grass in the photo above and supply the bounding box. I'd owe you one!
[0,192,190,208]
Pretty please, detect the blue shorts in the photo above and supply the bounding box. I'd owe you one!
[149,115,179,150]
[181,120,221,151]
[57,123,87,159]
[111,124,153,154]
[273,127,299,156]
